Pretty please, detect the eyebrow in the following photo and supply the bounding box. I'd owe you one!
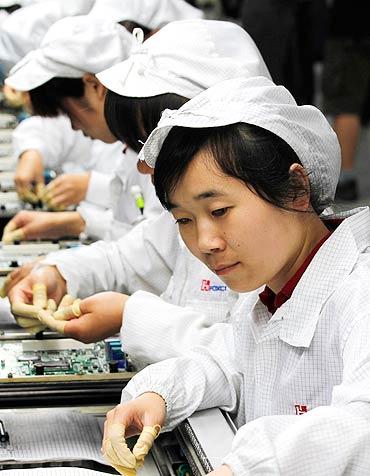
[168,189,225,210]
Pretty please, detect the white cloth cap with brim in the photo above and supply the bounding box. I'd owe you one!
[89,0,203,27]
[5,15,134,92]
[97,19,271,101]
[0,0,95,66]
[139,76,341,210]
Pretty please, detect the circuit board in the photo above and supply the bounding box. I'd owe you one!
[0,336,135,383]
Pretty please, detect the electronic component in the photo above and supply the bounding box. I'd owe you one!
[0,146,14,159]
[0,113,17,129]
[105,337,127,370]
[0,336,135,382]
[0,130,12,144]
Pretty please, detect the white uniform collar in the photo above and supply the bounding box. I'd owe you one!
[237,207,370,348]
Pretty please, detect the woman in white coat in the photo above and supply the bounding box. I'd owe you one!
[102,77,370,475]
[7,20,270,367]
[4,15,162,243]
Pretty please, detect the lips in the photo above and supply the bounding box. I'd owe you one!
[211,262,240,276]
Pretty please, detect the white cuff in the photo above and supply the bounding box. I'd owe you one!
[77,202,113,240]
[85,171,113,208]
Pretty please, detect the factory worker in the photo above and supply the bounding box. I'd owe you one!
[4,0,202,208]
[0,1,96,203]
[4,15,162,242]
[8,20,270,365]
[102,77,370,475]
[0,0,95,71]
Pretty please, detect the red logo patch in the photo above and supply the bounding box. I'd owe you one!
[295,404,308,415]
[201,279,211,291]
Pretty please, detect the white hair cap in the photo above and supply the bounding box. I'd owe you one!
[97,19,271,100]
[0,0,94,67]
[89,0,203,27]
[5,15,133,91]
[139,76,341,210]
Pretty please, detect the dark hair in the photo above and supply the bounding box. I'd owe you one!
[104,91,188,153]
[154,123,323,214]
[1,4,21,13]
[29,77,85,117]
[118,20,151,39]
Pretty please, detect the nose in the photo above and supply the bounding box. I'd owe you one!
[197,221,225,255]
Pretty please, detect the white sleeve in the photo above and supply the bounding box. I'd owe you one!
[84,171,114,208]
[110,148,163,226]
[12,116,93,173]
[77,202,133,241]
[42,211,178,298]
[220,314,370,475]
[121,328,240,431]
[121,290,232,367]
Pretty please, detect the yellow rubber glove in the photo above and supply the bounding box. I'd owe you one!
[103,423,161,475]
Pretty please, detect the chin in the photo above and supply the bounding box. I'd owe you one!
[223,277,261,294]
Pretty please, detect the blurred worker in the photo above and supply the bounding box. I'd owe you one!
[4,16,163,242]
[7,20,270,368]
[4,0,203,240]
[322,0,370,201]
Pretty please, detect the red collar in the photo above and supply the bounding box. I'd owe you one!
[259,231,332,315]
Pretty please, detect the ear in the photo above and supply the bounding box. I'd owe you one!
[82,73,106,100]
[289,163,311,211]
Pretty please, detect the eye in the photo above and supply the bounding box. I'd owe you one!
[174,217,192,225]
[211,207,230,217]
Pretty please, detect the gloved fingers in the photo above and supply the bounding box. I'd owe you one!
[57,294,75,310]
[14,315,40,328]
[19,189,39,204]
[12,302,42,319]
[132,425,161,468]
[47,298,57,312]
[53,299,82,321]
[32,283,47,308]
[2,228,25,244]
[37,309,66,334]
[0,275,11,298]
[103,423,137,470]
[3,220,18,234]
[110,462,136,476]
[35,183,46,200]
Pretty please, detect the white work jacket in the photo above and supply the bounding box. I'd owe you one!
[77,145,163,240]
[121,207,370,475]
[12,115,94,173]
[43,210,238,366]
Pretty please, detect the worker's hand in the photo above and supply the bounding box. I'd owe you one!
[44,173,90,208]
[0,258,43,297]
[15,150,44,197]
[207,466,233,476]
[2,210,85,242]
[8,265,67,309]
[102,393,165,474]
[56,291,129,343]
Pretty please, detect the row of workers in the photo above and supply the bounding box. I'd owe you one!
[0,0,204,244]
[1,1,370,475]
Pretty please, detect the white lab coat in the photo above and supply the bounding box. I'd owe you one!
[12,115,94,173]
[121,207,370,475]
[78,145,163,240]
[12,116,162,239]
[43,210,238,366]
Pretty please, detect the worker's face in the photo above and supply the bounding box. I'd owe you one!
[169,150,307,293]
[61,74,116,143]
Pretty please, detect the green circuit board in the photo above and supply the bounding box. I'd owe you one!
[0,337,131,381]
